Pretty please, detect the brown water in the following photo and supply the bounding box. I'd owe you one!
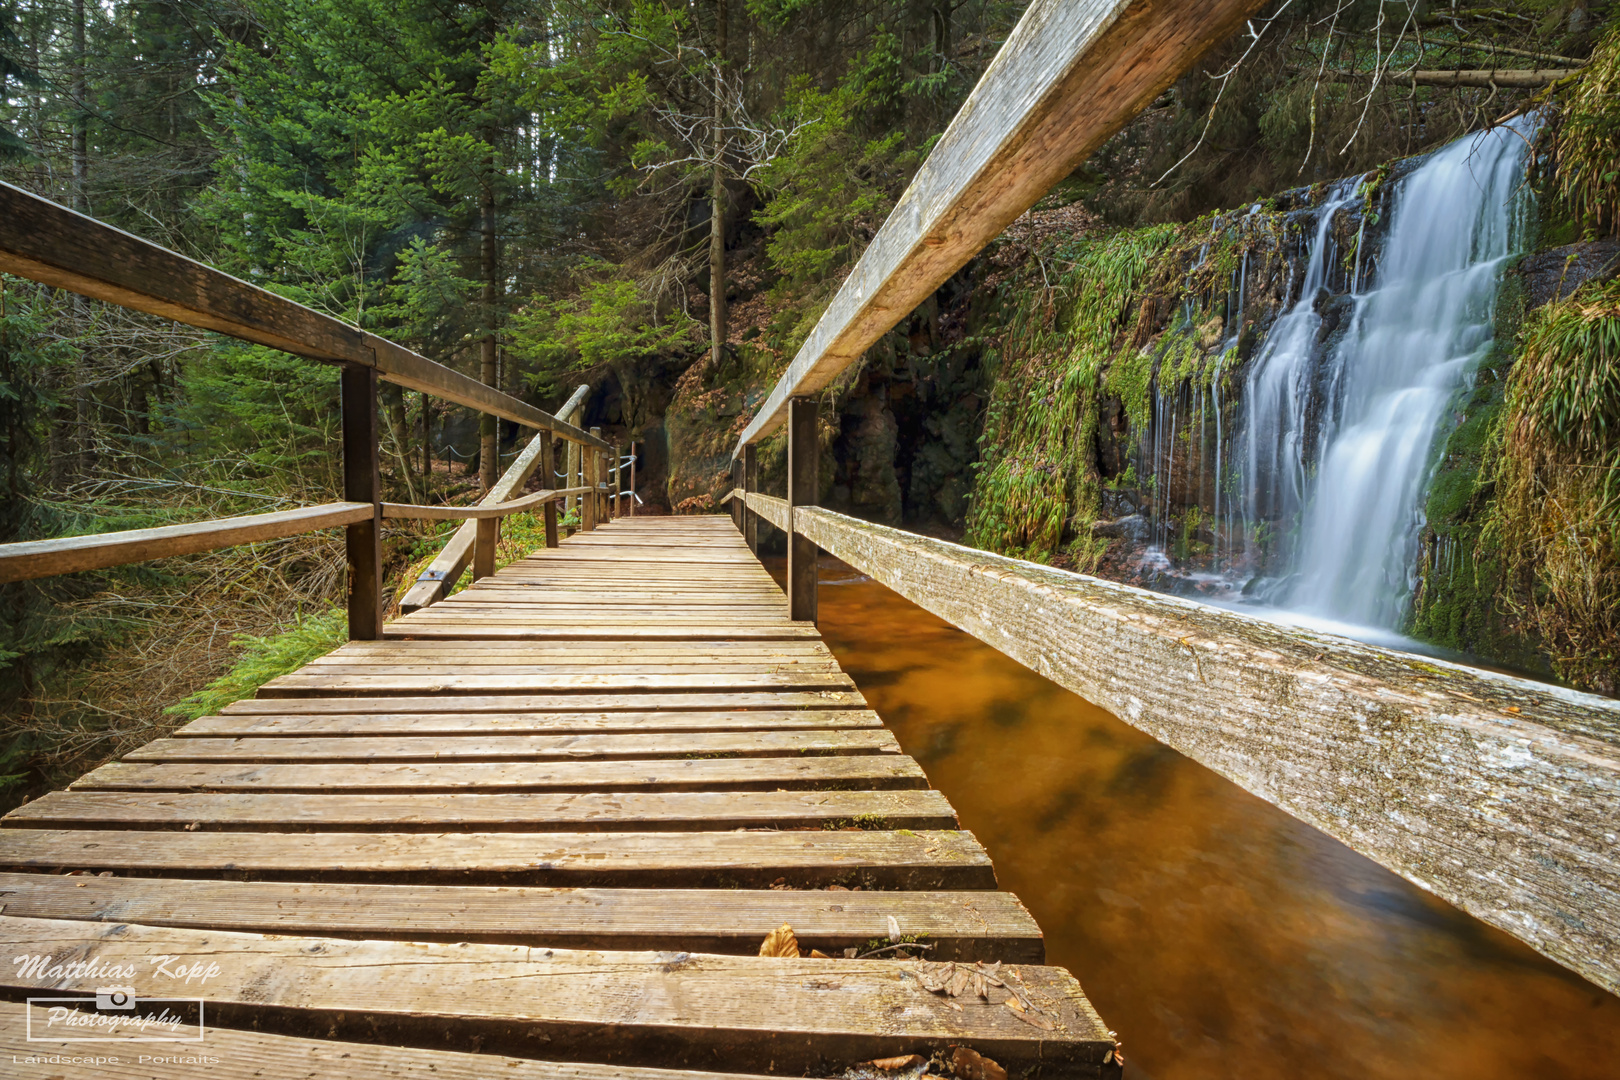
[791,557,1620,1080]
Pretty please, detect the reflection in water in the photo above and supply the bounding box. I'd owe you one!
[791,557,1619,1080]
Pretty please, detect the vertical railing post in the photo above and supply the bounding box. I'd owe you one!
[542,434,560,548]
[787,396,817,623]
[566,432,581,528]
[583,437,599,531]
[628,442,637,517]
[341,363,383,640]
[473,513,497,580]
[612,442,621,520]
[590,427,605,527]
[743,442,758,554]
[730,458,743,530]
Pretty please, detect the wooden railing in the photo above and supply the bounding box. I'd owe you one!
[716,0,1620,1000]
[0,181,620,639]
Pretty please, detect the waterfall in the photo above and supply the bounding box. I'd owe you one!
[1238,119,1534,631]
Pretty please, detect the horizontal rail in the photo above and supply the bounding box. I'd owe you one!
[0,502,374,584]
[0,182,611,454]
[731,0,1264,456]
[398,384,591,614]
[742,491,1620,995]
[382,487,591,521]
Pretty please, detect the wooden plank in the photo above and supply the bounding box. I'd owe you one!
[219,691,868,713]
[0,828,998,888]
[0,502,372,584]
[385,624,822,641]
[0,916,1117,1074]
[2,1005,780,1080]
[70,755,928,793]
[329,639,835,657]
[0,874,1038,960]
[4,788,954,832]
[0,183,611,449]
[121,729,901,762]
[176,709,882,737]
[255,672,858,696]
[777,496,1620,996]
[296,660,841,674]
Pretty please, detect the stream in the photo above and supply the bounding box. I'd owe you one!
[788,556,1620,1079]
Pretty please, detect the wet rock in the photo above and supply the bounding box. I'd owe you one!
[1516,240,1620,308]
[1092,514,1150,542]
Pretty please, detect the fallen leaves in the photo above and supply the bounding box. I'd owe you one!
[760,924,800,958]
[916,962,1057,1030]
[950,1046,1008,1080]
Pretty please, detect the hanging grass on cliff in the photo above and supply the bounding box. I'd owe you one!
[1491,275,1620,694]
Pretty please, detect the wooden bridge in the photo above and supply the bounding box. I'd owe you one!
[0,0,1617,1074]
[0,516,1120,1076]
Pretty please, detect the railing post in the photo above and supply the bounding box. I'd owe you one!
[628,442,636,517]
[787,396,817,623]
[542,434,560,548]
[590,427,605,527]
[566,432,581,529]
[743,442,758,554]
[583,444,599,532]
[341,363,383,640]
[473,513,496,580]
[730,458,744,530]
[612,443,621,520]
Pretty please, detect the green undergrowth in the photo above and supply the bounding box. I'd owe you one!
[964,204,1287,567]
[166,607,347,722]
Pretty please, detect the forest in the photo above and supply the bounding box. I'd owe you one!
[1,0,1617,808]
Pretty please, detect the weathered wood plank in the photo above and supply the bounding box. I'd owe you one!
[1,1005,780,1080]
[3,789,954,832]
[219,690,869,713]
[0,828,997,888]
[255,671,857,696]
[71,755,928,793]
[0,502,372,584]
[121,728,901,762]
[0,916,1117,1074]
[0,874,1039,961]
[764,495,1620,996]
[732,0,1265,451]
[176,708,882,737]
[385,624,823,641]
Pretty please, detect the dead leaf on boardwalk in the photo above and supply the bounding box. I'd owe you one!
[887,915,901,943]
[809,949,831,958]
[865,1055,924,1070]
[759,923,800,958]
[950,1046,1008,1080]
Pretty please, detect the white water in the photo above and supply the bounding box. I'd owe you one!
[1239,120,1534,631]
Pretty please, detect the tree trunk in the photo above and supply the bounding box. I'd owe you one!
[709,0,727,367]
[479,180,498,491]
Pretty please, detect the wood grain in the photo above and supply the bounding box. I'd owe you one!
[0,916,1115,1074]
[757,494,1620,996]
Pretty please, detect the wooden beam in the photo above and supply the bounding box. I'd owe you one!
[342,364,383,641]
[787,397,818,623]
[0,916,1116,1075]
[399,385,588,614]
[0,874,1041,961]
[750,495,1620,996]
[743,444,759,553]
[732,0,1265,455]
[0,183,611,450]
[0,502,372,584]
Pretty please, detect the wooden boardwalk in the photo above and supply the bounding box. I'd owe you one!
[0,517,1117,1077]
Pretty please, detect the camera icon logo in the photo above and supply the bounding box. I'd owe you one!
[94,987,137,1011]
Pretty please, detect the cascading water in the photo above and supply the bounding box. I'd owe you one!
[1234,118,1535,632]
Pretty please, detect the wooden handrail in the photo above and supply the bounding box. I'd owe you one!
[398,384,592,614]
[0,502,374,584]
[0,182,612,454]
[740,490,1620,997]
[731,0,1264,456]
[382,486,591,521]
